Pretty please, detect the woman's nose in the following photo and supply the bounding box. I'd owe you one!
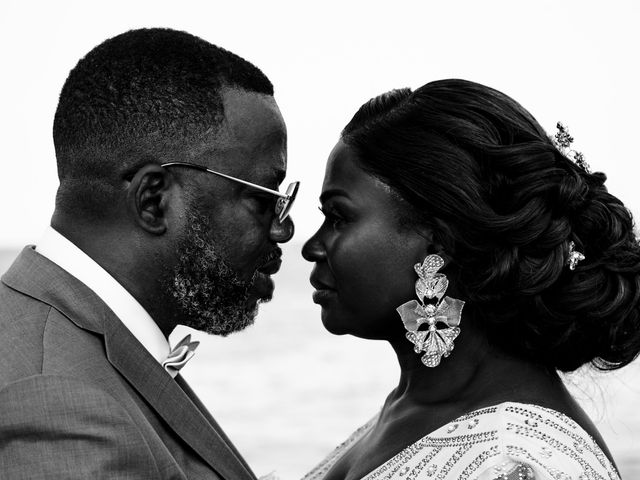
[302,230,325,262]
[270,215,294,243]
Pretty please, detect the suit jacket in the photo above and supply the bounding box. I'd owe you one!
[0,246,257,480]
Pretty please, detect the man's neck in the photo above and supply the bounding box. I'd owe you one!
[37,225,173,360]
[55,212,177,329]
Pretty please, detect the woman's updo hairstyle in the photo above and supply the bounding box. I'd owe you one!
[342,79,640,372]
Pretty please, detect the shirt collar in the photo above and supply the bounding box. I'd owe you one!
[36,226,172,367]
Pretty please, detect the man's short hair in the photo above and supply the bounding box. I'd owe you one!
[53,28,273,218]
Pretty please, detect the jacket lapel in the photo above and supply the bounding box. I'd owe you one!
[104,319,256,480]
[2,247,256,480]
[175,375,256,477]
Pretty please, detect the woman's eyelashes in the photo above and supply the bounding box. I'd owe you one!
[318,204,346,228]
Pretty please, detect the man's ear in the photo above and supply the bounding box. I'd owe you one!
[126,164,174,235]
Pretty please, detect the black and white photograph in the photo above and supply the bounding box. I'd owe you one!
[1,1,639,478]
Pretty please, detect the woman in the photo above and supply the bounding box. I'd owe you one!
[302,79,639,479]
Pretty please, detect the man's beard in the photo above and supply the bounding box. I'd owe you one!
[160,210,275,336]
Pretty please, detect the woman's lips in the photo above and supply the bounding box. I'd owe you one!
[312,288,336,304]
[310,275,336,304]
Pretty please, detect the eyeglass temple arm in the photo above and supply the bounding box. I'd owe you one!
[161,162,289,198]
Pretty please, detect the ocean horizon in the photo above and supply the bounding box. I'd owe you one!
[1,245,638,478]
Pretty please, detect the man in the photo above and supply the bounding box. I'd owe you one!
[0,28,296,479]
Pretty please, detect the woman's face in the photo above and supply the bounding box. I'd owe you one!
[302,140,430,339]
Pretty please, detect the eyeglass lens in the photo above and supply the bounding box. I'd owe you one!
[276,182,300,223]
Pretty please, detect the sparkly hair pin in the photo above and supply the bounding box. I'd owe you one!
[553,122,591,173]
[566,241,585,270]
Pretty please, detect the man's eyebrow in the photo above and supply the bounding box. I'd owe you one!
[251,168,285,191]
[274,168,286,185]
[319,188,350,203]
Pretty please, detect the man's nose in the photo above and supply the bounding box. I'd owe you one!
[270,215,294,243]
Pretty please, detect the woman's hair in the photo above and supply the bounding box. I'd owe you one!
[342,79,640,372]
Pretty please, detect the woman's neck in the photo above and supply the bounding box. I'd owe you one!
[385,324,564,412]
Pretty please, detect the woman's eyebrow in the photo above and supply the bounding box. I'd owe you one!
[319,188,350,203]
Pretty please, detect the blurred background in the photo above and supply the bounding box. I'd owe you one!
[1,0,638,478]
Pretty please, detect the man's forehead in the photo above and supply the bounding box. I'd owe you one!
[220,88,286,141]
[187,143,286,180]
[253,162,287,185]
[178,88,287,184]
[184,137,286,190]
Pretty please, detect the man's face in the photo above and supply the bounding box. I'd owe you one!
[163,88,293,335]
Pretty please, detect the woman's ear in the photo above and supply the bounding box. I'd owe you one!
[412,226,440,259]
[126,164,173,235]
[413,232,456,270]
[415,224,454,263]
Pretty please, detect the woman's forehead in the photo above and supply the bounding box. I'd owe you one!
[321,141,395,204]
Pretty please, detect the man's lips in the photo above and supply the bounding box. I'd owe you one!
[257,258,282,276]
[247,274,274,305]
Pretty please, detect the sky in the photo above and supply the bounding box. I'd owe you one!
[1,0,639,247]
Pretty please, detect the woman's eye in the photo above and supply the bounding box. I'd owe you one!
[318,206,345,227]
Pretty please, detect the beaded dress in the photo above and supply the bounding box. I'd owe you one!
[302,402,620,480]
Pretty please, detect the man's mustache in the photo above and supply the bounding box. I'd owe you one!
[260,247,282,265]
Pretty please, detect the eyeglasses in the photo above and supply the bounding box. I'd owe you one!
[160,161,300,223]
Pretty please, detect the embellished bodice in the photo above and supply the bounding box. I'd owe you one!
[302,402,620,480]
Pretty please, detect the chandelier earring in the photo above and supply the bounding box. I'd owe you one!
[396,254,465,367]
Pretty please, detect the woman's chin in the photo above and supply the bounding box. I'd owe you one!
[319,308,395,339]
[320,312,350,335]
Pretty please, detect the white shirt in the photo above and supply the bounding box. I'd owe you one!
[36,226,174,374]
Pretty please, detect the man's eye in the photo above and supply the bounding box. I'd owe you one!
[252,195,275,214]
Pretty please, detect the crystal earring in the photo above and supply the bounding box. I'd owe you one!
[396,254,465,367]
